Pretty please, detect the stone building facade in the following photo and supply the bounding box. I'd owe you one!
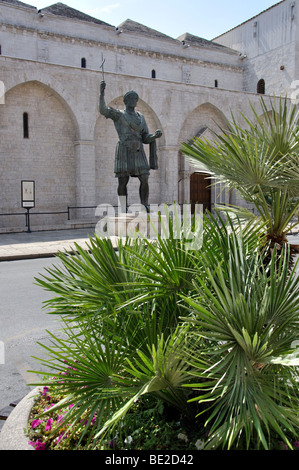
[0,0,296,232]
[214,0,298,97]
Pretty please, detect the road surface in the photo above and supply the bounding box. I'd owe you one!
[0,257,62,410]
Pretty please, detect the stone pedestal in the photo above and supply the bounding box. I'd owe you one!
[96,213,168,239]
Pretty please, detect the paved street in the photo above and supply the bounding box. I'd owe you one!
[0,257,63,410]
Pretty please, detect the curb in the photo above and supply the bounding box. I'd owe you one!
[0,253,57,262]
[0,388,40,450]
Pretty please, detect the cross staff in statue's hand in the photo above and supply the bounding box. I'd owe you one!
[100,53,106,96]
[100,53,105,81]
[100,80,106,96]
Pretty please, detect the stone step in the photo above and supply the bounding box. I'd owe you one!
[0,398,23,425]
[0,406,13,421]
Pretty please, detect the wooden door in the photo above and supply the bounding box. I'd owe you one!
[190,172,211,213]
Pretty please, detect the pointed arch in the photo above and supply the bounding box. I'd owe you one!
[178,102,228,206]
[5,80,80,139]
[0,80,78,229]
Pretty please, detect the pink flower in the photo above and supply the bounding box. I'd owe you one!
[280,442,289,450]
[109,438,117,449]
[56,413,65,424]
[293,441,299,448]
[29,439,46,450]
[44,404,55,411]
[56,432,66,444]
[45,417,53,431]
[91,415,97,425]
[42,387,49,395]
[31,419,42,429]
[35,440,46,450]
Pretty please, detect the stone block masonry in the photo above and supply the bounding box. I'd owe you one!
[0,0,292,231]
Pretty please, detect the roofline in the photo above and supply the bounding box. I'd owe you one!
[0,0,37,11]
[213,0,285,40]
[39,3,114,28]
[116,18,179,43]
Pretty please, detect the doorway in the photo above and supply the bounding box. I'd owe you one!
[190,172,211,213]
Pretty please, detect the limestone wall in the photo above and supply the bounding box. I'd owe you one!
[0,1,273,231]
[214,0,297,95]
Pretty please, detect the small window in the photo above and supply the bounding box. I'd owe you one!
[0,45,2,55]
[81,57,86,68]
[257,79,265,94]
[23,112,29,139]
[151,69,156,79]
[214,80,218,88]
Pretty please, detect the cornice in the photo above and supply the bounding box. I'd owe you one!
[0,22,244,73]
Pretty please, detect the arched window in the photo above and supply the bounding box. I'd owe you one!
[214,79,218,88]
[81,57,86,68]
[151,69,156,78]
[23,112,29,138]
[257,79,265,94]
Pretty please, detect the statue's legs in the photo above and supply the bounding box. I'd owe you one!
[138,174,149,212]
[117,174,149,212]
[117,176,129,212]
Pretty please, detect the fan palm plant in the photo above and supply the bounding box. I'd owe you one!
[31,212,298,450]
[31,218,204,448]
[181,96,299,257]
[180,224,299,450]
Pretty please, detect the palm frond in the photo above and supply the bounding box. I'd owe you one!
[181,96,299,240]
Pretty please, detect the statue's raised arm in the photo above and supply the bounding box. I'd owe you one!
[99,81,121,121]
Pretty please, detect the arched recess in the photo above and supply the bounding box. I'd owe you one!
[177,102,229,206]
[190,171,212,213]
[94,96,165,207]
[257,79,265,94]
[0,81,79,229]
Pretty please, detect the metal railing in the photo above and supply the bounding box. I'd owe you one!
[0,205,116,233]
[0,202,262,234]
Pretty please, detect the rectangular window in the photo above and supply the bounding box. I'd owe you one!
[23,112,29,138]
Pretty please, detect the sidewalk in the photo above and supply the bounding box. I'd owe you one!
[0,227,298,262]
[0,228,96,261]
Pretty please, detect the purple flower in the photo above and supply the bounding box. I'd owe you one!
[35,440,46,450]
[279,442,289,450]
[109,439,117,449]
[56,413,65,424]
[91,415,97,425]
[44,404,55,411]
[29,439,46,450]
[31,419,42,429]
[56,432,66,444]
[45,417,53,432]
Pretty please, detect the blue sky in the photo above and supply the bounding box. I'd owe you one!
[27,0,281,39]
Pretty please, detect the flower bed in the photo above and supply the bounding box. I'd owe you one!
[26,384,299,451]
[27,385,208,450]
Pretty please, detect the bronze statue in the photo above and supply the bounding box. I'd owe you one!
[99,81,162,212]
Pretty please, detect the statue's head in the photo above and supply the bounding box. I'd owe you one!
[123,90,139,105]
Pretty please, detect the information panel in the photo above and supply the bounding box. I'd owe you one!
[21,180,35,208]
